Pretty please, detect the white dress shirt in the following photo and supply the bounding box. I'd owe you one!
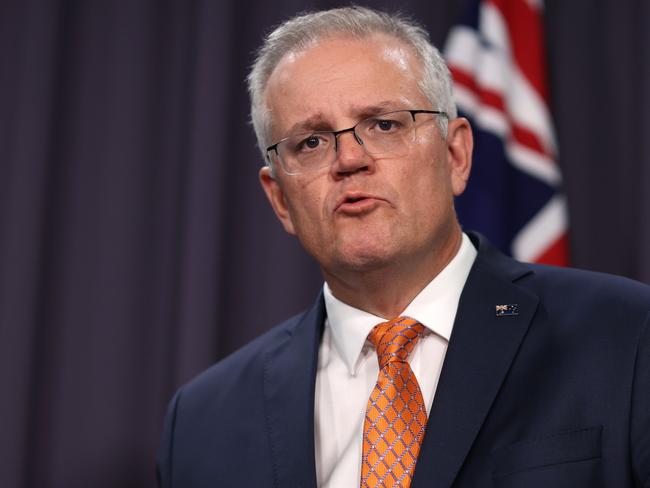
[314,233,477,487]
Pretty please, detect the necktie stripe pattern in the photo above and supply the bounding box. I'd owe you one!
[361,317,427,488]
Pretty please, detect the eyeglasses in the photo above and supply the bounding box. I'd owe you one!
[266,109,447,175]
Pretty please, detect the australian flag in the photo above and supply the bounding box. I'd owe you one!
[444,0,569,265]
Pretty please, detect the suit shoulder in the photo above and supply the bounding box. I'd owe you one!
[180,309,308,400]
[530,264,650,309]
[520,264,650,332]
[472,232,649,310]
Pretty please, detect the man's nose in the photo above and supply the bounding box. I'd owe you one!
[332,130,373,175]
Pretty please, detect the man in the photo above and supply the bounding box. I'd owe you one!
[157,6,650,487]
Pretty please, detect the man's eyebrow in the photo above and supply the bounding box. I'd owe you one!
[284,101,406,136]
[286,115,330,135]
[353,101,403,117]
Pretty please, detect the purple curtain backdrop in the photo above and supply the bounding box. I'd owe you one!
[0,0,648,487]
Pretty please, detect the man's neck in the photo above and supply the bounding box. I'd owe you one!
[323,230,463,319]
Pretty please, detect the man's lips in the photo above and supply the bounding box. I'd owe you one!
[334,192,387,214]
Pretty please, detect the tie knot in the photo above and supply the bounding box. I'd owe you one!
[367,316,425,369]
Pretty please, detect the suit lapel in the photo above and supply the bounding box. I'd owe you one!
[263,295,325,488]
[412,236,539,488]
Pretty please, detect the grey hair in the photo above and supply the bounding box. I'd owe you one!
[246,6,457,164]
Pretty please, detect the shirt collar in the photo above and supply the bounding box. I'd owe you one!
[323,233,477,375]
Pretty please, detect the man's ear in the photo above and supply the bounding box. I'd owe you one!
[446,117,473,197]
[259,166,296,235]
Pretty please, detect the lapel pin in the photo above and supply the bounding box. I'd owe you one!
[495,304,519,317]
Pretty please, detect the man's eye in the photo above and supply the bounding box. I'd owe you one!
[370,118,404,133]
[377,120,396,131]
[296,135,326,152]
[304,137,320,148]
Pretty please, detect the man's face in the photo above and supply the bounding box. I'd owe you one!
[259,35,472,281]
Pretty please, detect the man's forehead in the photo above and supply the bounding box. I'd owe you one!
[266,35,420,100]
[274,34,417,76]
[262,33,428,141]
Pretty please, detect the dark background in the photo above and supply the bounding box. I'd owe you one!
[1,0,648,486]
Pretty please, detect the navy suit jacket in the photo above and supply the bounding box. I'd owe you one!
[158,234,650,487]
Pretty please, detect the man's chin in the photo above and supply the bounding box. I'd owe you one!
[330,244,396,273]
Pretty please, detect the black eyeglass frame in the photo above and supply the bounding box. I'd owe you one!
[265,109,448,168]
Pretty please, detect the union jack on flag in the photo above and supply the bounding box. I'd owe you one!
[444,0,569,265]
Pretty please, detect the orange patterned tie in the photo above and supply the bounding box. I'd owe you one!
[361,316,427,488]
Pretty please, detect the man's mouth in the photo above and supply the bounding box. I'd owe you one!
[345,196,367,204]
[335,192,384,214]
